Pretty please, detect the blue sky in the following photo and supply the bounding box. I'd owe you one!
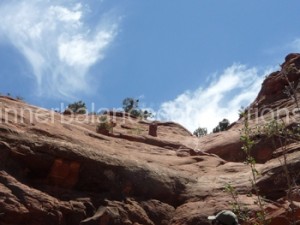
[0,0,300,132]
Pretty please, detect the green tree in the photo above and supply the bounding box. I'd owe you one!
[67,100,87,114]
[122,98,154,119]
[141,110,153,120]
[123,98,139,113]
[213,118,230,133]
[193,127,207,137]
[130,108,141,117]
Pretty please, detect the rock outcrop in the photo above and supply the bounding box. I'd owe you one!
[1,54,300,225]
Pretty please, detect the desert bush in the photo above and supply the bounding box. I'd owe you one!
[16,95,24,101]
[193,127,207,137]
[122,97,153,119]
[141,110,153,120]
[123,98,139,113]
[213,118,230,133]
[96,115,114,135]
[66,100,86,114]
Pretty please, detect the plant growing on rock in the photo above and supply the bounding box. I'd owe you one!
[228,64,300,225]
[245,119,300,225]
[259,120,299,224]
[96,115,115,135]
[239,113,268,225]
[122,97,153,120]
[193,127,207,137]
[213,118,230,133]
[122,97,140,117]
[224,183,250,223]
[16,95,24,101]
[141,110,153,120]
[65,100,87,114]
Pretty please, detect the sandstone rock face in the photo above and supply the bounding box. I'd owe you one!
[1,54,300,224]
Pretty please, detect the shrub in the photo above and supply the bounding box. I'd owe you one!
[16,95,24,101]
[213,118,230,133]
[122,97,153,119]
[96,116,114,135]
[141,110,153,120]
[193,127,207,137]
[66,100,86,114]
[123,98,139,113]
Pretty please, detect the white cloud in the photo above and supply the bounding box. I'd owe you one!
[156,64,272,132]
[50,5,82,22]
[290,38,300,52]
[0,0,118,98]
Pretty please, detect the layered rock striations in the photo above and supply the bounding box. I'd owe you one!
[1,54,300,225]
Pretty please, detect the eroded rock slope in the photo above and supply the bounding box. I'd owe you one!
[1,54,300,225]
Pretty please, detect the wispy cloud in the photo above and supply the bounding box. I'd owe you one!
[0,0,119,98]
[156,64,273,132]
[264,38,300,56]
[290,38,300,52]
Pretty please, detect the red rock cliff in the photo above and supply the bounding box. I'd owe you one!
[1,54,300,225]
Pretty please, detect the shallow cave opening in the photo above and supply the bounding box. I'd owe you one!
[26,167,50,181]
